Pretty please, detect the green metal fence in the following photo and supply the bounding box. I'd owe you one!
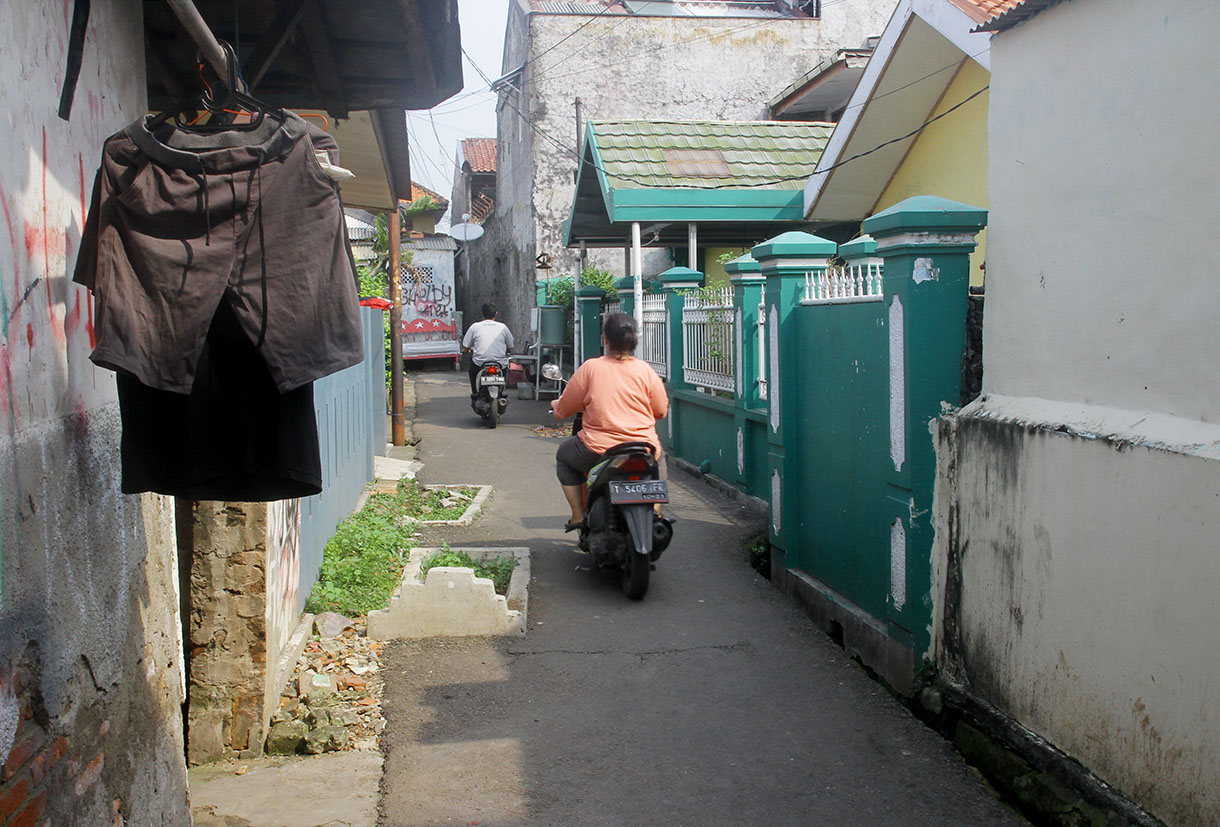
[582,196,986,671]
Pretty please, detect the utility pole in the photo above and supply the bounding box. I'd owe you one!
[574,97,583,183]
[389,207,406,446]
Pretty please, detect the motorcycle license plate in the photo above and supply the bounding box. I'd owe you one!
[481,376,505,386]
[608,480,668,504]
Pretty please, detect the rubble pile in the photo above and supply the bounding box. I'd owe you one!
[265,612,385,755]
[531,424,569,439]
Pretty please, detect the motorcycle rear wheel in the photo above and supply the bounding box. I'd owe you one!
[620,551,650,600]
[487,402,499,429]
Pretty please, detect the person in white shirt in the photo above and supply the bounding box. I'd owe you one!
[461,302,514,398]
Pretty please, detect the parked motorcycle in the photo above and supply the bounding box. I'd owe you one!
[472,361,509,428]
[542,363,674,599]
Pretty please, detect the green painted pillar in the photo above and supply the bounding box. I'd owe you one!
[751,231,836,553]
[535,277,551,307]
[725,252,764,495]
[862,195,986,656]
[576,285,606,363]
[656,266,703,451]
[614,276,635,318]
[725,253,765,412]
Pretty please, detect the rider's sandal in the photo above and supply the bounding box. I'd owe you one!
[564,519,586,533]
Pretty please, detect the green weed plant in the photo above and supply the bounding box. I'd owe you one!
[306,478,467,616]
[419,549,517,595]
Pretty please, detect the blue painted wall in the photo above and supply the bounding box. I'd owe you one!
[297,307,385,611]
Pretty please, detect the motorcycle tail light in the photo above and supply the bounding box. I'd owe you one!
[618,456,650,474]
[487,365,499,374]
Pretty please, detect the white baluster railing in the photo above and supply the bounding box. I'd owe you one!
[640,293,669,379]
[802,262,884,305]
[682,288,736,394]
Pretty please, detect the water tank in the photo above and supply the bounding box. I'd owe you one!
[537,305,566,346]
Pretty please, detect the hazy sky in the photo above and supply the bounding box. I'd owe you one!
[405,0,512,212]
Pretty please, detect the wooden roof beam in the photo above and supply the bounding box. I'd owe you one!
[301,0,348,117]
[245,0,308,90]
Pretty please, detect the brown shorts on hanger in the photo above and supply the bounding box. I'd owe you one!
[75,112,363,394]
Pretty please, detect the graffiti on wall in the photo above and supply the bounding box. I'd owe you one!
[0,0,139,434]
[265,499,302,662]
[401,265,454,322]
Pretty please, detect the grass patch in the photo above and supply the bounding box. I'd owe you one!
[306,478,460,616]
[419,549,518,595]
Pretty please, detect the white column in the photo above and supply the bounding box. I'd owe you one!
[632,222,643,353]
[688,223,697,271]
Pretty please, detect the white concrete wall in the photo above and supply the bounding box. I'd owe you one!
[984,0,1220,419]
[937,0,1220,823]
[477,1,896,341]
[0,1,188,822]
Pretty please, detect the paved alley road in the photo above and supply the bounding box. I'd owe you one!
[378,372,1024,827]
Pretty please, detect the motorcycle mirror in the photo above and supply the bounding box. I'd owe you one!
[541,363,563,381]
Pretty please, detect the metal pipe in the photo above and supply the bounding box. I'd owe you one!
[165,0,230,80]
[389,209,406,446]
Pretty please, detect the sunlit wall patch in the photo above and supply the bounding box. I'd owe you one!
[891,517,907,611]
[735,306,743,393]
[889,295,905,472]
[736,426,744,476]
[769,305,780,433]
[771,468,782,534]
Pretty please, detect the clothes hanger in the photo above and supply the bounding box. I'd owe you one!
[148,41,285,133]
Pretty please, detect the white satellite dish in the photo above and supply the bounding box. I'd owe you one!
[449,222,484,242]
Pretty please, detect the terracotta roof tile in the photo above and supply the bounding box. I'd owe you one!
[972,0,1064,32]
[409,181,448,209]
[948,0,1023,24]
[461,138,498,174]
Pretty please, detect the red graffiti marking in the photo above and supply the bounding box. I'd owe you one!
[0,180,20,306]
[65,290,81,336]
[78,154,95,348]
[0,347,12,422]
[24,222,66,262]
[78,154,87,221]
[41,127,66,347]
[26,323,33,349]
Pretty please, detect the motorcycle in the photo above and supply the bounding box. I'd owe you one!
[471,361,509,428]
[542,363,674,599]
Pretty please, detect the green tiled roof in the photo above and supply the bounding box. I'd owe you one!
[590,119,833,190]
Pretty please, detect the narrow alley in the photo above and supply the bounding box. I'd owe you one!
[375,372,1024,826]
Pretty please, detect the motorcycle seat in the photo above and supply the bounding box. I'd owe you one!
[602,441,657,458]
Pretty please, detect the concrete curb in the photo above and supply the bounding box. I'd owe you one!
[418,484,492,527]
[367,547,530,640]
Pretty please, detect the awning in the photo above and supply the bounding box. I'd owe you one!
[564,119,832,248]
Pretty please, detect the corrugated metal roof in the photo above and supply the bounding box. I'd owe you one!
[405,235,459,251]
[528,0,797,16]
[590,119,833,189]
[528,0,628,13]
[626,1,794,17]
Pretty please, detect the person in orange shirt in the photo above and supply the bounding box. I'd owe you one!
[550,313,669,531]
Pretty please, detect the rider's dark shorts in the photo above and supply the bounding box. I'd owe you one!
[555,435,667,486]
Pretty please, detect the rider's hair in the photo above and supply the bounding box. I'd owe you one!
[481,302,497,319]
[603,312,638,355]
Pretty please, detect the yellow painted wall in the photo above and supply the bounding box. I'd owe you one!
[875,59,989,285]
[703,246,752,287]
